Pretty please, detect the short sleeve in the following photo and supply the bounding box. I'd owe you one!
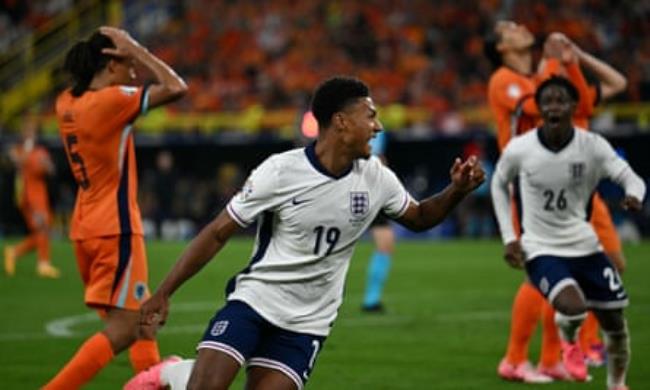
[378,165,412,218]
[227,158,279,227]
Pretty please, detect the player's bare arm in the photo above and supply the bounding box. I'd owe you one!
[621,195,642,211]
[504,240,525,269]
[140,210,240,328]
[397,156,485,231]
[99,26,187,108]
[561,38,627,99]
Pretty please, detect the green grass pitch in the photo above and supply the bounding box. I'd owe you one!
[1,238,648,389]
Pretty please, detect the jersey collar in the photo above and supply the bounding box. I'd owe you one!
[304,142,353,180]
[537,127,575,153]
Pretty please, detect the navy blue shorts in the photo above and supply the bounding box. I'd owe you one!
[525,252,628,309]
[197,300,326,390]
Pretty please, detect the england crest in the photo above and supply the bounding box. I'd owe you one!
[569,162,585,183]
[349,191,369,218]
[210,320,229,337]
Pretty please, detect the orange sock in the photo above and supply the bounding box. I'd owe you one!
[539,299,562,367]
[129,339,161,373]
[14,235,36,257]
[35,231,50,263]
[504,282,544,365]
[43,332,114,390]
[579,311,601,351]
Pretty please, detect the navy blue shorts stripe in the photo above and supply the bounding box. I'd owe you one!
[117,145,132,235]
[112,234,132,294]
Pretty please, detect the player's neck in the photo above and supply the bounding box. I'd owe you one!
[539,125,574,151]
[503,51,533,75]
[88,70,112,91]
[313,139,354,178]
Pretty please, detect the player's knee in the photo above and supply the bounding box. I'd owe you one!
[103,327,137,353]
[103,311,140,352]
[187,370,229,390]
[552,288,586,316]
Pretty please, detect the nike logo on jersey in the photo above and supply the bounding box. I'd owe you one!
[292,197,311,205]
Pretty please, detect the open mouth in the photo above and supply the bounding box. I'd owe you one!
[548,114,561,125]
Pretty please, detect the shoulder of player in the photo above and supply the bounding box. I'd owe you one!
[502,130,536,156]
[573,127,603,143]
[100,85,141,98]
[256,148,304,176]
[355,155,384,171]
[574,128,611,152]
[490,67,526,86]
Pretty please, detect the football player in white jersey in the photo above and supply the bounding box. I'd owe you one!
[125,77,485,390]
[491,76,645,390]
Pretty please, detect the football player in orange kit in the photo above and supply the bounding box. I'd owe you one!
[485,21,628,382]
[4,114,59,278]
[43,26,187,390]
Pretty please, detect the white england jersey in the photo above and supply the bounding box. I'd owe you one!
[226,143,412,336]
[491,128,646,259]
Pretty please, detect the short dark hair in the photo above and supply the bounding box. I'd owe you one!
[534,76,580,106]
[483,30,502,69]
[311,76,370,128]
[63,31,116,96]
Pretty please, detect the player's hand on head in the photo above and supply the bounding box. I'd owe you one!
[560,40,578,65]
[543,34,563,59]
[450,156,486,193]
[620,196,642,212]
[99,26,141,58]
[504,241,525,269]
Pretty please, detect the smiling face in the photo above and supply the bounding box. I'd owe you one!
[337,97,383,159]
[538,84,576,133]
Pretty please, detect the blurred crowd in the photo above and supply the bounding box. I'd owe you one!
[128,0,650,118]
[4,0,650,122]
[2,0,650,239]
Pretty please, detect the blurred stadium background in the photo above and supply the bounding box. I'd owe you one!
[1,1,650,388]
[1,0,649,240]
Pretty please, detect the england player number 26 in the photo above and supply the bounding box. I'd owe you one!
[313,226,340,256]
[543,189,567,211]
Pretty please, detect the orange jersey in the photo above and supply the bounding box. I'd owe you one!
[488,59,598,152]
[16,146,51,211]
[488,66,539,152]
[56,85,148,240]
[573,85,600,129]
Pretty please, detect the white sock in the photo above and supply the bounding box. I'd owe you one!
[554,311,587,342]
[604,323,630,388]
[161,359,195,390]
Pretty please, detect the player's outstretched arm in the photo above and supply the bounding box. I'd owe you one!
[140,210,240,328]
[573,44,627,100]
[490,151,525,268]
[99,26,188,108]
[396,156,485,232]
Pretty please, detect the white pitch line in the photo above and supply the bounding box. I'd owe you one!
[0,301,510,342]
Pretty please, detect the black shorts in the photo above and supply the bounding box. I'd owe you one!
[198,300,326,390]
[526,252,628,310]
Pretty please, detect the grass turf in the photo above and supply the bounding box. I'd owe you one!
[1,238,648,389]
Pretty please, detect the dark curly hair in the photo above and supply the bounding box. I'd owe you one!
[311,76,370,129]
[63,31,115,96]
